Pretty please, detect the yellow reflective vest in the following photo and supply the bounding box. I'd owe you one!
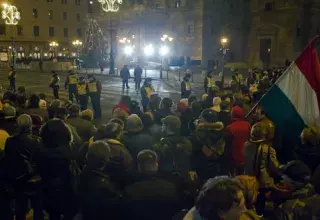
[185,82,191,91]
[77,83,87,95]
[145,87,153,99]
[68,74,78,84]
[207,77,215,87]
[88,82,98,93]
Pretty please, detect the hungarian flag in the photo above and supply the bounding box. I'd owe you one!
[260,36,320,139]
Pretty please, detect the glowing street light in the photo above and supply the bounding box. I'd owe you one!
[144,44,154,57]
[72,40,83,46]
[98,0,123,12]
[220,37,229,87]
[221,37,228,46]
[2,3,20,25]
[161,34,174,42]
[159,45,169,56]
[49,41,59,58]
[124,45,133,56]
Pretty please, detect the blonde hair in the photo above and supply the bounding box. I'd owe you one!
[301,127,320,145]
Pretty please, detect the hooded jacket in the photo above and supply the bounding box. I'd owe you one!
[225,106,251,166]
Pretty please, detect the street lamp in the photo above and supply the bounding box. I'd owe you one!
[98,0,123,74]
[2,3,21,69]
[49,41,59,58]
[124,45,133,56]
[159,45,169,56]
[144,44,154,57]
[72,40,82,69]
[220,37,228,88]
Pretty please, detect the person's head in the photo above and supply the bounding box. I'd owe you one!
[235,175,259,208]
[184,73,191,81]
[140,113,153,129]
[29,94,40,108]
[100,122,123,140]
[68,104,80,117]
[212,97,222,112]
[191,101,203,117]
[231,106,245,120]
[126,114,143,133]
[136,64,140,68]
[160,97,173,110]
[17,114,32,133]
[119,95,131,107]
[250,122,267,142]
[39,99,47,110]
[144,78,152,86]
[149,94,161,111]
[200,108,218,123]
[255,105,266,118]
[40,119,73,148]
[10,65,14,71]
[195,176,246,220]
[124,65,128,69]
[3,106,16,119]
[56,107,69,121]
[280,160,312,187]
[108,117,125,130]
[80,109,94,121]
[137,149,158,173]
[112,108,129,124]
[161,115,181,135]
[86,141,110,170]
[48,99,62,119]
[300,127,319,146]
[88,74,95,82]
[16,95,27,108]
[220,101,230,112]
[17,86,26,94]
[38,93,46,100]
[188,95,197,106]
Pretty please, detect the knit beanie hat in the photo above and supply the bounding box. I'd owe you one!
[113,108,129,122]
[17,114,32,129]
[126,114,143,133]
[81,109,94,121]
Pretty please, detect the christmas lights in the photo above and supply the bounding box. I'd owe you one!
[97,0,123,12]
[2,3,20,25]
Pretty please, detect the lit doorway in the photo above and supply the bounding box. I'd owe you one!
[260,39,271,68]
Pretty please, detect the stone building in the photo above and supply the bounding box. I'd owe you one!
[0,0,92,62]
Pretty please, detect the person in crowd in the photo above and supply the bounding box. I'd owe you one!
[211,97,221,113]
[184,176,247,220]
[154,115,192,174]
[140,78,154,112]
[156,97,174,123]
[79,141,124,220]
[225,105,251,175]
[24,94,49,121]
[47,99,62,119]
[8,66,16,92]
[275,160,320,219]
[87,74,102,119]
[188,95,197,106]
[49,71,60,99]
[80,109,94,122]
[252,105,275,145]
[123,114,154,167]
[294,127,320,173]
[91,123,132,169]
[0,129,9,159]
[113,95,131,115]
[35,119,78,219]
[112,107,129,125]
[39,99,47,111]
[230,75,239,94]
[65,70,78,102]
[191,109,225,181]
[188,101,203,134]
[204,72,215,94]
[124,149,183,220]
[140,112,162,142]
[235,175,260,219]
[67,104,97,142]
[120,64,130,90]
[134,64,143,90]
[218,100,231,127]
[0,106,17,135]
[181,73,192,99]
[313,164,320,194]
[77,76,88,111]
[244,122,279,216]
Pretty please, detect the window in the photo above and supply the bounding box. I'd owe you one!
[33,9,38,18]
[76,13,80,22]
[49,27,54,37]
[0,24,6,35]
[264,2,273,11]
[17,25,23,36]
[33,26,39,36]
[76,28,82,37]
[48,10,53,20]
[63,28,68,37]
[63,12,67,20]
[187,24,194,34]
[61,0,67,4]
[75,0,80,5]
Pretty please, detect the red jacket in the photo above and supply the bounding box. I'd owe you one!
[225,106,251,165]
[112,102,130,115]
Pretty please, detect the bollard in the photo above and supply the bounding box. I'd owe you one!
[85,68,88,74]
[166,70,169,80]
[145,68,147,78]
[179,70,181,81]
[160,68,163,79]
[191,71,194,83]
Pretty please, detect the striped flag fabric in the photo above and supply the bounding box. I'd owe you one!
[260,36,320,139]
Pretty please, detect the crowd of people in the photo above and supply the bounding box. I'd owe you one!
[0,67,320,220]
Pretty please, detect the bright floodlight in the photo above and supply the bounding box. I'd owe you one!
[124,45,133,56]
[159,46,169,56]
[144,44,154,56]
[221,37,228,45]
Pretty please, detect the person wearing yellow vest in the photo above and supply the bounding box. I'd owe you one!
[65,70,78,102]
[204,72,215,94]
[140,77,154,112]
[49,71,60,99]
[181,73,191,99]
[8,66,16,92]
[77,76,88,111]
[87,74,102,119]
